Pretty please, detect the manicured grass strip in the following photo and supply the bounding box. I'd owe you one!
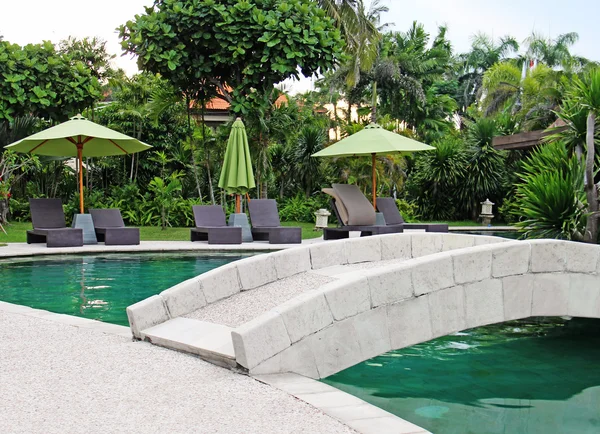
[0,221,326,242]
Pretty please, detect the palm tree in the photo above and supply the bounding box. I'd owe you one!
[375,23,453,129]
[456,33,519,111]
[525,32,583,69]
[318,0,387,87]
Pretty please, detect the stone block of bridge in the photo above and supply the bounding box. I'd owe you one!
[126,295,170,340]
[452,246,493,284]
[250,339,319,378]
[275,292,333,343]
[442,233,476,251]
[530,240,567,272]
[199,263,241,303]
[464,279,504,329]
[411,233,443,257]
[309,241,348,270]
[272,247,312,280]
[387,296,432,350]
[323,277,371,321]
[564,242,600,273]
[412,253,454,296]
[380,233,412,260]
[308,317,362,378]
[502,274,534,321]
[492,241,531,278]
[160,277,206,318]
[428,285,466,338]
[237,255,277,290]
[232,310,291,370]
[344,236,382,264]
[568,274,600,317]
[351,307,391,362]
[368,264,413,307]
[531,273,570,316]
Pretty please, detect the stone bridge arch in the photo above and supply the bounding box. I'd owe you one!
[232,239,600,379]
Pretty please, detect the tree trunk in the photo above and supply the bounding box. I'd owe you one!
[187,97,203,199]
[584,112,599,243]
[201,102,216,205]
[371,81,378,124]
[0,198,8,225]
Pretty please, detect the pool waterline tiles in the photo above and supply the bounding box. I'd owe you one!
[0,252,257,326]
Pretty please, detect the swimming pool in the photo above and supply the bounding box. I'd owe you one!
[322,318,600,434]
[0,252,256,326]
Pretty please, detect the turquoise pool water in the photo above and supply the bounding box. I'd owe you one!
[323,318,600,434]
[0,252,255,326]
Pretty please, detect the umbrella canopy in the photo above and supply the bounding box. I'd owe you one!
[218,118,255,213]
[6,114,152,213]
[312,123,434,208]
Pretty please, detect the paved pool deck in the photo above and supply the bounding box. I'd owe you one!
[0,303,355,434]
[0,238,324,258]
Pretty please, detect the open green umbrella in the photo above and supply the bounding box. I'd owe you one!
[312,123,434,208]
[218,118,255,213]
[5,114,152,214]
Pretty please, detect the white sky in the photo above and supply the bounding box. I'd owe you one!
[1,0,598,94]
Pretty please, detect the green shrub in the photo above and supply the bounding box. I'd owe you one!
[513,142,587,240]
[278,193,330,223]
[395,199,419,222]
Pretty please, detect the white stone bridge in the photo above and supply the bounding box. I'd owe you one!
[127,233,600,379]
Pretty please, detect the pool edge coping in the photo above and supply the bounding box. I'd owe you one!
[253,373,431,434]
[0,300,132,338]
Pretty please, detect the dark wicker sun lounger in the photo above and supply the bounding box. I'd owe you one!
[190,205,242,244]
[322,184,404,240]
[247,199,301,244]
[376,197,448,233]
[27,198,83,248]
[90,208,140,245]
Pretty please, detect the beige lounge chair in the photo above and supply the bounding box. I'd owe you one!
[322,184,403,240]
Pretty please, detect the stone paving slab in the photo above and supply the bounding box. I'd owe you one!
[143,317,236,367]
[0,308,355,434]
[255,373,430,434]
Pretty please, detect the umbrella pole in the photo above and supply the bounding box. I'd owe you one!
[371,153,377,210]
[236,194,241,214]
[77,144,84,214]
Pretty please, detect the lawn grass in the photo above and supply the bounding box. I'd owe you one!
[0,219,511,245]
[0,220,326,243]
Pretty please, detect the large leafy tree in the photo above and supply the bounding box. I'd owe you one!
[0,40,102,122]
[119,0,343,113]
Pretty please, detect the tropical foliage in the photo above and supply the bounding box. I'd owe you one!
[0,1,599,247]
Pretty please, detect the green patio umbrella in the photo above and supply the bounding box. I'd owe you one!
[5,114,152,214]
[312,123,434,209]
[218,118,255,213]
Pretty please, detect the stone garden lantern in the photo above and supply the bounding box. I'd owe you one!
[314,208,331,230]
[480,199,495,226]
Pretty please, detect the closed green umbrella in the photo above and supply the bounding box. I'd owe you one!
[218,118,255,213]
[312,123,434,208]
[5,114,152,213]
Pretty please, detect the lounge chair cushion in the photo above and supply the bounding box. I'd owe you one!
[90,209,126,228]
[248,199,281,228]
[29,198,67,229]
[322,188,350,225]
[332,184,376,226]
[192,205,227,227]
[376,197,405,225]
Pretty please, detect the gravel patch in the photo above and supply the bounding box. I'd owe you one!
[0,310,354,434]
[186,272,335,327]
